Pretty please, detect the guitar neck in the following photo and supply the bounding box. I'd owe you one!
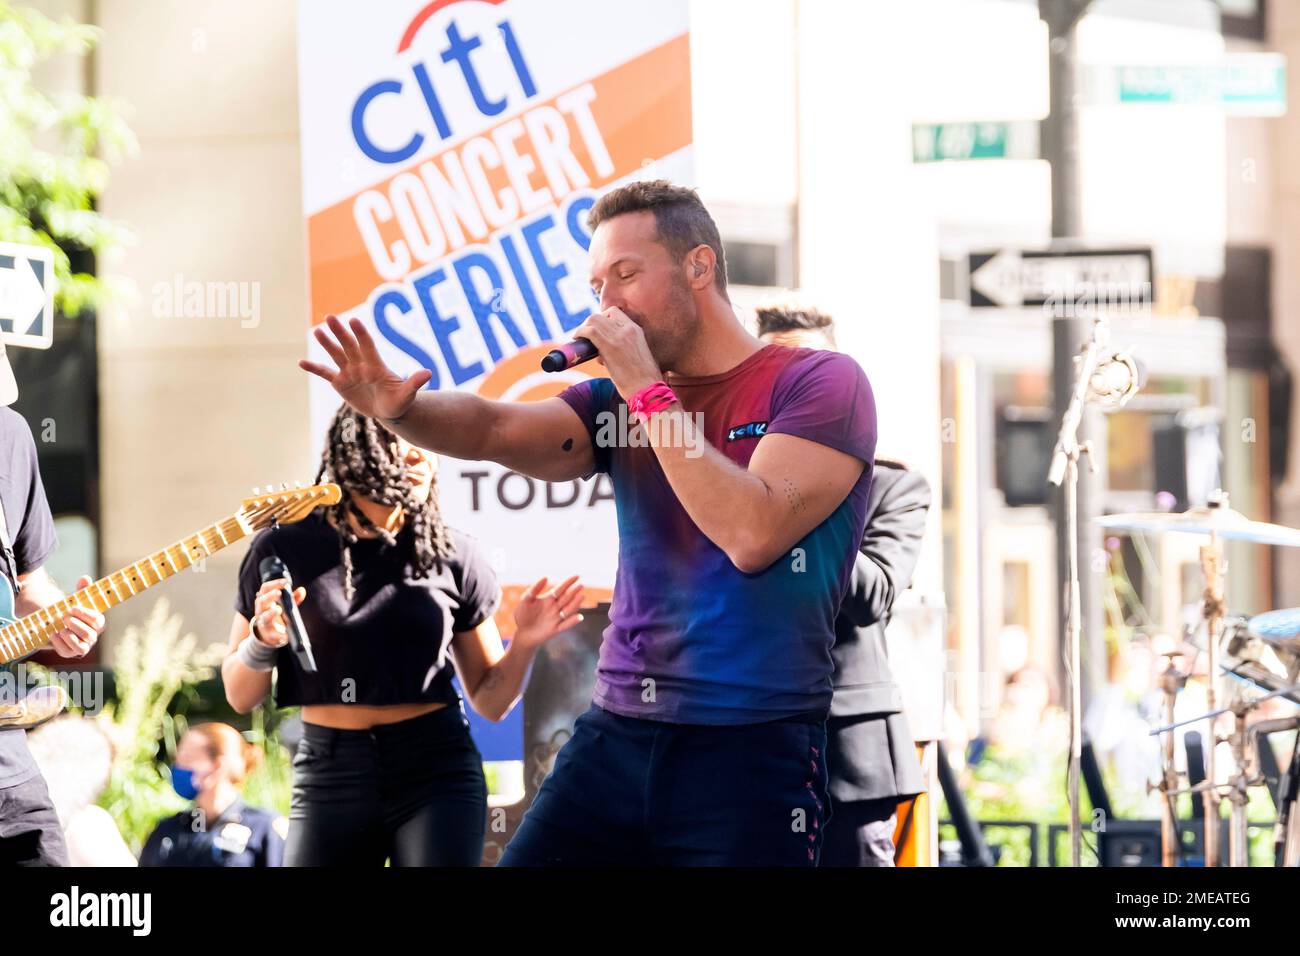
[0,513,251,665]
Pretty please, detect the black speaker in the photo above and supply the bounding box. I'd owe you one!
[997,406,1053,507]
[1098,820,1162,867]
[1098,818,1229,867]
[1152,410,1221,511]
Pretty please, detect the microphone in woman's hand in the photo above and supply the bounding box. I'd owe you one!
[540,338,599,372]
[259,556,318,674]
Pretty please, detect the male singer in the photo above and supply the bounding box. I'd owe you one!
[302,180,877,865]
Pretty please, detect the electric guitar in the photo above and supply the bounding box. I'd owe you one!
[0,483,341,726]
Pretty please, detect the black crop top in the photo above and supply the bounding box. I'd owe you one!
[234,513,501,708]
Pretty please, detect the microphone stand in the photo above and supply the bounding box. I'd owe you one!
[1048,316,1107,868]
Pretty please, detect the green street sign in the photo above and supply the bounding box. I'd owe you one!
[912,121,1040,164]
[1111,53,1285,115]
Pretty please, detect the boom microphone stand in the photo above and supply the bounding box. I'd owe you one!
[1047,315,1140,866]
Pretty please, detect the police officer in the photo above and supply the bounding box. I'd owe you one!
[139,723,286,867]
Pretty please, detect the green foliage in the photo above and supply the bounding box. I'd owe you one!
[0,1,134,315]
[956,739,1073,866]
[239,704,293,818]
[96,599,225,853]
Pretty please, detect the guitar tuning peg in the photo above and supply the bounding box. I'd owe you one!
[251,486,261,495]
[295,480,304,489]
[280,482,289,491]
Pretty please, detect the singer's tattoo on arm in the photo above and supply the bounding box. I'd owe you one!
[783,477,806,515]
[562,438,574,452]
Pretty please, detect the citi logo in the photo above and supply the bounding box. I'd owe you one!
[351,0,535,164]
[49,886,151,936]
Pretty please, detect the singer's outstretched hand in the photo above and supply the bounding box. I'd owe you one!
[300,314,433,423]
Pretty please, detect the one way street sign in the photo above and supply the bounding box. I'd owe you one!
[0,242,55,349]
[967,247,1153,314]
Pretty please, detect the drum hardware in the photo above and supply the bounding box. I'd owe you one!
[1151,675,1300,866]
[1280,737,1300,868]
[1098,490,1300,866]
[1253,726,1283,808]
[1149,651,1189,866]
[1223,607,1300,865]
[1245,716,1300,867]
[1224,689,1265,869]
[1226,608,1300,706]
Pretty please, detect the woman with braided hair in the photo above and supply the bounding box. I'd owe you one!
[221,404,585,866]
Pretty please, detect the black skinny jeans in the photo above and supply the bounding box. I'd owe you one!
[285,705,487,867]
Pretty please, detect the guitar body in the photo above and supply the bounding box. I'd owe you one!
[0,574,66,729]
[0,574,15,629]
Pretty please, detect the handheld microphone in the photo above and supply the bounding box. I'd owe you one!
[258,556,318,674]
[541,338,599,373]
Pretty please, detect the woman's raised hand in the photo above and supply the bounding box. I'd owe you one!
[511,575,585,647]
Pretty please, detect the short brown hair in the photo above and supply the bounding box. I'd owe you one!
[188,722,264,785]
[587,180,729,297]
[755,305,836,346]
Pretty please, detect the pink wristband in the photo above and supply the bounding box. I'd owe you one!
[627,381,677,422]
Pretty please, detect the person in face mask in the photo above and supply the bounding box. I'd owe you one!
[138,723,286,867]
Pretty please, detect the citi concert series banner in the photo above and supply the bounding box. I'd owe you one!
[297,0,693,758]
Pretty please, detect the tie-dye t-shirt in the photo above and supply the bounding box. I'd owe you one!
[558,344,876,725]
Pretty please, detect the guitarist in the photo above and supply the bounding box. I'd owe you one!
[0,401,107,867]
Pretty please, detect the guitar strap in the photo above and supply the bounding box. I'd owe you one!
[0,491,16,592]
[0,478,20,684]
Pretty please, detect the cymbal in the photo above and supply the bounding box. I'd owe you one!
[1096,505,1300,547]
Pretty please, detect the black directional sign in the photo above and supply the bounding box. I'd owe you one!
[968,247,1154,313]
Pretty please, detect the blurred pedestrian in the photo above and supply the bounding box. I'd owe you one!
[27,714,135,866]
[139,722,285,867]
